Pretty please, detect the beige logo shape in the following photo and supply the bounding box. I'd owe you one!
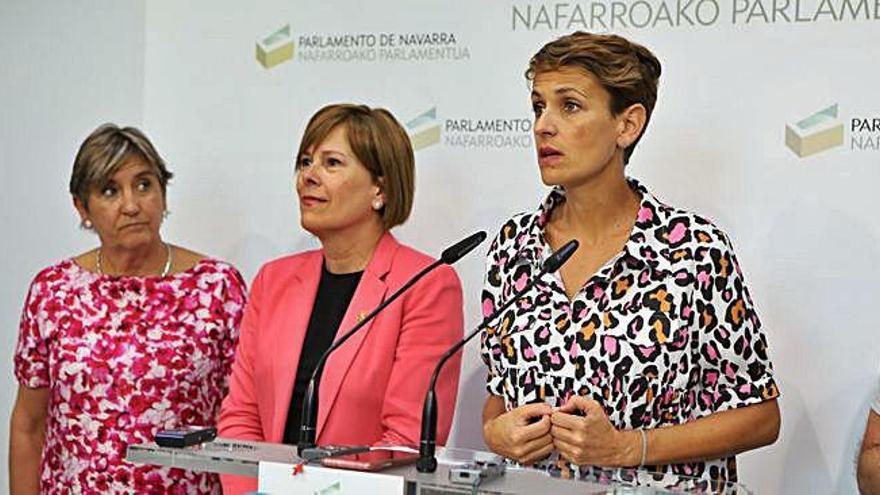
[785,104,844,158]
[256,24,294,69]
[406,107,441,150]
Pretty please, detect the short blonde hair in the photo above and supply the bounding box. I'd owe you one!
[527,31,662,164]
[296,104,415,230]
[69,123,172,208]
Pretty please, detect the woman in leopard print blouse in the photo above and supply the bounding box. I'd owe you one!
[479,31,780,490]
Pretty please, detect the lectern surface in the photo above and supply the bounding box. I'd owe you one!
[126,439,751,494]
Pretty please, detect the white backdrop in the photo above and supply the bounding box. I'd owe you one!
[0,0,146,491]
[3,0,880,493]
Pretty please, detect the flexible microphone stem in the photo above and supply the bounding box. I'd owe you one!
[298,232,487,452]
[416,239,579,472]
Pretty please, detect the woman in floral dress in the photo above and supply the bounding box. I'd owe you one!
[9,124,247,494]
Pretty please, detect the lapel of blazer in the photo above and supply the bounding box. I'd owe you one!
[271,251,322,441]
[316,232,398,440]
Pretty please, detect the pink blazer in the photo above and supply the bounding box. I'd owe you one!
[218,233,463,494]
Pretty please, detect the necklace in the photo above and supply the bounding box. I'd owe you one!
[96,242,173,277]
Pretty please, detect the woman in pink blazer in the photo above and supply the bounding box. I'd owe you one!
[218,104,464,494]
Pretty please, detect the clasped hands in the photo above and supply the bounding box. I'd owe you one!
[483,396,642,467]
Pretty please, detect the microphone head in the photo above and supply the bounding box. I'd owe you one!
[440,231,488,264]
[542,239,579,273]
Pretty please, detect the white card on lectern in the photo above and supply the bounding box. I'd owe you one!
[258,461,405,494]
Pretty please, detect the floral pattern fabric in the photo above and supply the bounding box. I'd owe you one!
[14,258,247,494]
[480,179,779,485]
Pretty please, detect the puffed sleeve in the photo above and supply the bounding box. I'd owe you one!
[217,264,248,387]
[218,266,265,495]
[14,273,53,389]
[692,227,779,417]
[219,266,265,441]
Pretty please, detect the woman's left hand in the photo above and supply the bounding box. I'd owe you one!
[550,396,641,467]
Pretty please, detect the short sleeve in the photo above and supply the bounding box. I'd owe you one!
[218,264,248,364]
[692,229,779,417]
[480,228,508,397]
[14,276,52,389]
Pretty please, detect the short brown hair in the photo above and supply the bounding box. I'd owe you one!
[296,104,415,230]
[527,31,662,164]
[70,123,173,208]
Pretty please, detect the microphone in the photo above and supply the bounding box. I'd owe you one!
[441,231,488,264]
[297,231,488,452]
[416,239,580,473]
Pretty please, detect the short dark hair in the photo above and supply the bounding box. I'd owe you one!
[527,31,662,164]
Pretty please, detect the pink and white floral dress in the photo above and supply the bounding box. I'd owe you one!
[14,258,247,494]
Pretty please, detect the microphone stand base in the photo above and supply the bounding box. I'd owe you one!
[416,455,438,473]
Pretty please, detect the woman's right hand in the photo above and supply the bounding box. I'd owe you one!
[482,398,555,465]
